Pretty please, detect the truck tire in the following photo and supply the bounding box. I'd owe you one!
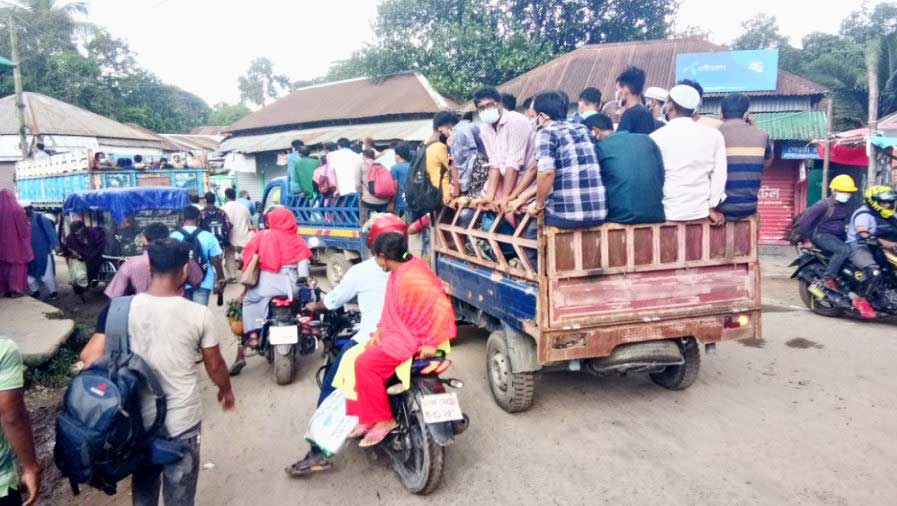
[486,331,535,413]
[798,280,843,317]
[650,338,700,391]
[325,254,352,286]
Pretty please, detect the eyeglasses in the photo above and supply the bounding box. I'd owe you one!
[476,103,498,112]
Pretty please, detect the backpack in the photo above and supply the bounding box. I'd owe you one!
[788,199,835,245]
[54,296,169,496]
[200,208,230,247]
[178,227,209,275]
[313,164,337,195]
[368,162,397,199]
[405,142,443,220]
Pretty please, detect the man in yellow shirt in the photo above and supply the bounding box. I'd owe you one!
[426,112,460,206]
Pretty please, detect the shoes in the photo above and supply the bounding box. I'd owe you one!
[852,298,877,319]
[30,291,40,298]
[228,359,246,376]
[47,292,58,301]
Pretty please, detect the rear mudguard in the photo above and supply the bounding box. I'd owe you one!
[790,254,824,279]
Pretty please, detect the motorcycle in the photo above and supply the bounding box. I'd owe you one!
[257,278,323,385]
[314,313,469,495]
[791,239,897,319]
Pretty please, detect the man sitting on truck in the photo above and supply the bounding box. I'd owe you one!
[585,113,665,224]
[328,138,363,197]
[527,91,607,229]
[650,84,727,223]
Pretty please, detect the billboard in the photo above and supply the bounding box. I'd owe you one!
[675,49,779,93]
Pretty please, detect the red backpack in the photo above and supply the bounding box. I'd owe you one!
[367,163,397,199]
[313,164,337,195]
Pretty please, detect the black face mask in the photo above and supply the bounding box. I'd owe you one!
[439,133,449,144]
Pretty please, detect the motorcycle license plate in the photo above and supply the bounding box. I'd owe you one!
[268,326,299,345]
[420,393,463,424]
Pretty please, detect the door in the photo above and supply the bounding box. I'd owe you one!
[757,161,797,245]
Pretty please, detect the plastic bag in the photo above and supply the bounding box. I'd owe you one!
[68,259,88,288]
[305,389,358,457]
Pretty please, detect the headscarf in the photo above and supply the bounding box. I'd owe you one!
[0,190,34,264]
[242,207,312,273]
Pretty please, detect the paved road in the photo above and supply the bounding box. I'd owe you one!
[73,258,897,506]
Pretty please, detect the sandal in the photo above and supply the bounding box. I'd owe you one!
[229,359,247,376]
[246,333,260,350]
[347,423,373,439]
[285,453,333,477]
[359,420,398,448]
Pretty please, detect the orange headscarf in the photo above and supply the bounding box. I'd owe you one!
[242,207,312,273]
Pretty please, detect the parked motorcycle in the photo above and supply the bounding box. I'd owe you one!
[257,278,323,385]
[314,313,469,495]
[791,239,897,319]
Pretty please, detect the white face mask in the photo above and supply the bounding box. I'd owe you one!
[833,191,852,203]
[479,107,501,125]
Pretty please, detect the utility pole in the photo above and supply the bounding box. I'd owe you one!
[866,40,880,187]
[8,15,28,159]
[821,96,833,198]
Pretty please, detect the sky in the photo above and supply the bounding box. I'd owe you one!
[85,0,880,106]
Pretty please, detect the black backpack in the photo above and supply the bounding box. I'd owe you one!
[178,227,209,275]
[788,199,834,245]
[200,208,230,247]
[54,296,169,495]
[404,141,443,220]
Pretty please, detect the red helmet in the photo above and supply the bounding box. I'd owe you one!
[366,213,408,248]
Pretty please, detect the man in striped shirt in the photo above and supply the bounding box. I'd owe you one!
[714,93,774,221]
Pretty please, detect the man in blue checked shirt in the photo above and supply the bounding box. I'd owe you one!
[527,91,607,229]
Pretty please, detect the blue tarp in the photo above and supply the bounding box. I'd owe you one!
[63,187,190,223]
[870,135,897,149]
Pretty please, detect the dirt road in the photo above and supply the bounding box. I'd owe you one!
[66,257,897,506]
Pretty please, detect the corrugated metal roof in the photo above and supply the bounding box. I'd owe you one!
[491,39,826,109]
[219,119,433,154]
[227,72,455,133]
[0,92,162,143]
[190,126,226,135]
[751,111,828,141]
[160,134,222,152]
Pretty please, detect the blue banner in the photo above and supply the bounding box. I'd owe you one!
[676,49,779,93]
[782,143,821,160]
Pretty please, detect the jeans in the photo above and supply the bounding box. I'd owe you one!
[813,232,851,278]
[184,287,211,306]
[848,243,878,271]
[132,425,202,506]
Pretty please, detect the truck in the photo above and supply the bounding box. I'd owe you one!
[433,206,761,413]
[260,177,369,286]
[15,150,208,212]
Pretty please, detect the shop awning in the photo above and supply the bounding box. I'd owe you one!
[219,119,433,154]
[870,135,897,149]
[751,111,828,141]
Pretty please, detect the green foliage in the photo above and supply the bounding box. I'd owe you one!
[25,347,77,389]
[0,2,209,133]
[208,102,252,127]
[238,57,292,107]
[323,0,676,99]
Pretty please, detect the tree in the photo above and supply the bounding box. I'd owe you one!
[732,14,789,50]
[839,2,897,46]
[208,102,251,126]
[673,25,712,41]
[238,57,292,107]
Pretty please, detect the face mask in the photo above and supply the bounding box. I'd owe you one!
[479,107,500,125]
[833,192,851,203]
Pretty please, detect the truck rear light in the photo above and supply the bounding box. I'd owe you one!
[724,314,751,329]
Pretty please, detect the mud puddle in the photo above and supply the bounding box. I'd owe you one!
[785,337,824,349]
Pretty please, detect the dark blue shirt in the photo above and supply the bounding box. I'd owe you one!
[391,162,411,213]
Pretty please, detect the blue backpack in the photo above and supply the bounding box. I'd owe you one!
[54,296,170,496]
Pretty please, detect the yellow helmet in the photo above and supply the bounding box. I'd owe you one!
[830,174,858,193]
[864,185,897,219]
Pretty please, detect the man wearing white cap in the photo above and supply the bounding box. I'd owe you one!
[644,86,668,130]
[649,84,727,223]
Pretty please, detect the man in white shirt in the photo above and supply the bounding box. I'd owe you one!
[327,138,363,197]
[650,84,727,223]
[286,215,394,478]
[220,187,252,281]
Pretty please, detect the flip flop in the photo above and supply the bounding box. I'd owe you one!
[359,421,398,448]
[285,454,333,477]
[229,359,247,376]
[347,423,373,439]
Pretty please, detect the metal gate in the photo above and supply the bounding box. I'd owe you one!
[757,162,797,245]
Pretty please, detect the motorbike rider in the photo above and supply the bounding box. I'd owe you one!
[845,185,897,298]
[285,214,397,477]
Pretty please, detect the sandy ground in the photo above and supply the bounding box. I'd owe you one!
[54,256,896,506]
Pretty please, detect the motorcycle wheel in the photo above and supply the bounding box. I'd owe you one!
[273,345,296,385]
[799,280,843,317]
[391,407,445,495]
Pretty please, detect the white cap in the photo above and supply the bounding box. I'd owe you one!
[644,86,668,102]
[668,84,700,110]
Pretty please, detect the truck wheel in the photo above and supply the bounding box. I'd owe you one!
[798,280,843,317]
[325,254,352,286]
[486,331,535,413]
[650,338,700,391]
[273,344,296,385]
